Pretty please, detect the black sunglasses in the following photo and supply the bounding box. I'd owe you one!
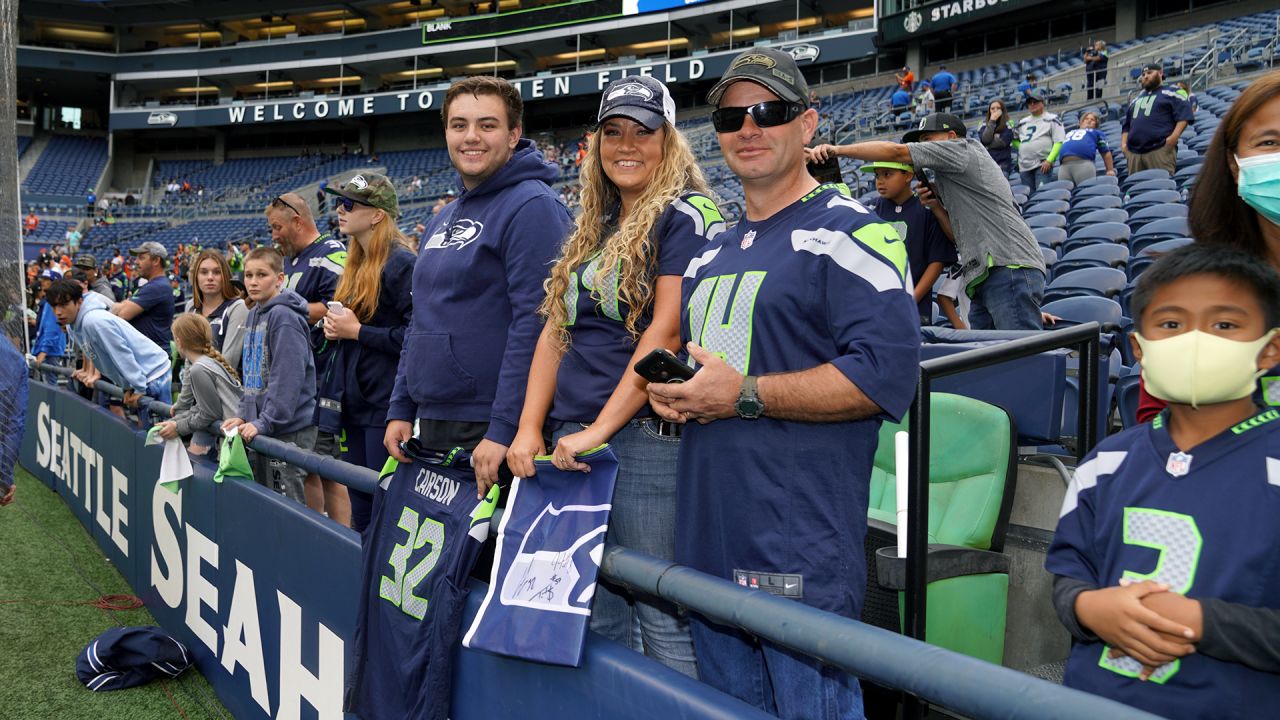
[271,196,301,215]
[332,196,375,212]
[711,101,807,133]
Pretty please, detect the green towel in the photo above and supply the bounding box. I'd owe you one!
[214,429,254,484]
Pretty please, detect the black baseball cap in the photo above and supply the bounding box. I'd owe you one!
[903,113,967,143]
[598,76,676,131]
[1141,62,1164,73]
[1026,92,1046,103]
[707,47,809,107]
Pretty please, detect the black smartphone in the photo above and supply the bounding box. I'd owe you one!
[634,348,695,384]
[914,169,933,194]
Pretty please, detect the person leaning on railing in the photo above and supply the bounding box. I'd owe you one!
[157,313,243,456]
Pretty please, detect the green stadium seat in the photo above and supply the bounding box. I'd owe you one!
[861,393,1016,665]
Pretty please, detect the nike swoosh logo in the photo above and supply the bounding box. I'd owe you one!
[784,582,798,589]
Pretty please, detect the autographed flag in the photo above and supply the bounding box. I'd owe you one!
[463,444,618,667]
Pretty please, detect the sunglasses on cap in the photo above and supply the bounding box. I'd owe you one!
[711,100,807,133]
[332,196,375,213]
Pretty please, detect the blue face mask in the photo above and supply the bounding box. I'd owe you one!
[1236,152,1280,227]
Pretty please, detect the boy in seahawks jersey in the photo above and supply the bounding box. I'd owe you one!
[347,446,499,720]
[1047,244,1280,719]
[861,160,957,322]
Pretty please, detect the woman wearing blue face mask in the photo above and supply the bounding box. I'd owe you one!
[1137,69,1280,423]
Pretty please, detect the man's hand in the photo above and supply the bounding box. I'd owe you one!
[238,423,259,443]
[1105,169,1117,176]
[916,185,942,210]
[1040,161,1053,175]
[1165,136,1179,149]
[506,428,546,479]
[805,144,838,164]
[123,390,142,409]
[1075,580,1197,671]
[35,352,46,365]
[1,483,14,506]
[471,439,507,499]
[383,420,413,463]
[1041,311,1062,326]
[647,343,742,425]
[156,420,179,440]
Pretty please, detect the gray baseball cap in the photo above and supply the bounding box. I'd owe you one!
[706,47,809,107]
[129,241,168,260]
[598,76,676,131]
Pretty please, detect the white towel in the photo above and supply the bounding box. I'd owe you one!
[146,427,193,494]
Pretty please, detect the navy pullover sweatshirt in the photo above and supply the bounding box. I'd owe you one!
[238,289,316,436]
[387,138,571,446]
[319,246,415,430]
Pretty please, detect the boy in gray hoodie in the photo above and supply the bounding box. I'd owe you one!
[223,247,317,503]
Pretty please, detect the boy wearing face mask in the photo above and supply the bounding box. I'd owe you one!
[1046,243,1280,720]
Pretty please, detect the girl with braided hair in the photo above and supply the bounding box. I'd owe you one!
[156,313,243,455]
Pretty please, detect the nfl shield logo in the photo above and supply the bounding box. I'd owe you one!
[741,230,756,249]
[1166,451,1193,477]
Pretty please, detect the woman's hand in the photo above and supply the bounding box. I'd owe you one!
[551,426,608,473]
[506,428,547,479]
[324,309,361,341]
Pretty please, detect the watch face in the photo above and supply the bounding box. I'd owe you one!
[736,397,764,419]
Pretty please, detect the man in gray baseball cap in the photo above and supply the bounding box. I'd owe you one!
[112,240,174,349]
[74,254,114,301]
[648,45,921,720]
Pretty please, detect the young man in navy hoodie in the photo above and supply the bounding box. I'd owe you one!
[223,247,318,504]
[384,76,573,498]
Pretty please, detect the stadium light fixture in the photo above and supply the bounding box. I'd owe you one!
[547,48,606,62]
[251,81,296,89]
[311,76,363,84]
[172,86,219,93]
[616,38,689,52]
[391,67,444,77]
[458,60,517,71]
[322,18,367,29]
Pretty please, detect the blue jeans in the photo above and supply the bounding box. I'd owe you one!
[968,266,1045,331]
[691,617,863,720]
[1019,167,1045,194]
[552,418,697,679]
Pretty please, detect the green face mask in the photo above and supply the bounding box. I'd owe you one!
[1136,329,1279,408]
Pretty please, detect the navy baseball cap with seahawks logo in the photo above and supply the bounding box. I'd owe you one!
[707,47,809,107]
[903,112,967,143]
[597,76,676,131]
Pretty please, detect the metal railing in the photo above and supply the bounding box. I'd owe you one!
[30,330,1133,719]
[901,323,1101,717]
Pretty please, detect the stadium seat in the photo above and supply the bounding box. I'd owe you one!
[1065,194,1123,224]
[1121,168,1172,191]
[1031,188,1070,203]
[1062,221,1131,254]
[1033,226,1068,250]
[1068,208,1129,233]
[1035,180,1074,194]
[1124,189,1182,212]
[1115,364,1144,429]
[1126,203,1187,232]
[1055,244,1129,275]
[1043,267,1127,302]
[1130,217,1191,253]
[1041,246,1058,272]
[865,393,1016,665]
[1041,296,1124,333]
[1026,214,1066,229]
[1075,175,1119,191]
[1023,199,1070,217]
[1124,178,1178,196]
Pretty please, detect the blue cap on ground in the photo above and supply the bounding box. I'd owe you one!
[76,626,191,692]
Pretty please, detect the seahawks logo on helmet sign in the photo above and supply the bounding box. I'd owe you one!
[348,174,369,190]
[731,53,776,71]
[607,82,654,102]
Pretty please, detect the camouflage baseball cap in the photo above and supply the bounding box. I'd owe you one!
[323,172,400,219]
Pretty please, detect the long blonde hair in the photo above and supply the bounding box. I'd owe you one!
[335,216,412,322]
[172,313,240,384]
[540,122,710,347]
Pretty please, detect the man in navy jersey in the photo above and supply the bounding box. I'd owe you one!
[862,159,957,323]
[1121,64,1192,175]
[1047,245,1280,719]
[384,76,572,498]
[111,241,174,351]
[647,48,921,720]
[267,192,350,522]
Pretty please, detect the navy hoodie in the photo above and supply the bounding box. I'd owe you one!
[238,289,316,436]
[387,138,571,446]
[318,246,415,430]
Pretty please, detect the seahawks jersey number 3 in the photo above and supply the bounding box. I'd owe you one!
[347,454,499,720]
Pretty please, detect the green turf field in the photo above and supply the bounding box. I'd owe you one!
[0,467,230,719]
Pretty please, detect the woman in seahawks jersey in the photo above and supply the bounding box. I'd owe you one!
[507,76,725,677]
